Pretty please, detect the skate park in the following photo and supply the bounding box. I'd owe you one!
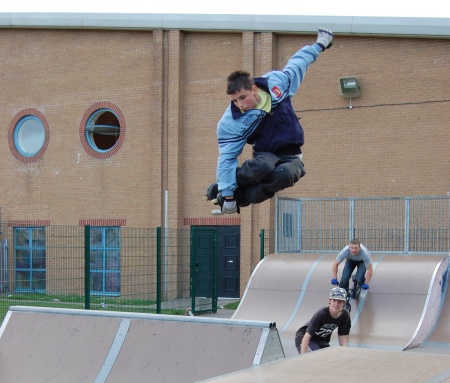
[0,5,448,382]
[233,253,450,356]
[1,253,450,382]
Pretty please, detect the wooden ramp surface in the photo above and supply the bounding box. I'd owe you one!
[0,307,284,383]
[201,346,450,383]
[233,253,450,355]
[1,253,450,382]
[415,272,450,353]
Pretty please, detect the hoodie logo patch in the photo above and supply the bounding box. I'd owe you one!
[272,86,282,98]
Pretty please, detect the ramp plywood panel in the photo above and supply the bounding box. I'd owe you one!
[106,319,278,383]
[349,294,432,348]
[201,346,450,383]
[428,290,450,342]
[0,311,120,383]
[0,307,285,383]
[420,273,450,351]
[233,253,332,329]
[233,253,449,352]
[279,254,338,340]
[231,289,302,324]
[350,255,448,349]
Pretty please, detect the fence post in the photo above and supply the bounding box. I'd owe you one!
[84,225,90,310]
[404,197,410,253]
[298,199,303,252]
[349,198,355,240]
[259,229,265,261]
[156,227,161,314]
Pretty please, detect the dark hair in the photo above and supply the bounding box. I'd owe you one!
[350,239,361,246]
[226,70,254,95]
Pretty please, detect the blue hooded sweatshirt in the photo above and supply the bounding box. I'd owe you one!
[216,43,323,197]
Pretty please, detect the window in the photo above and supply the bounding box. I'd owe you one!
[86,109,120,151]
[9,109,50,163]
[79,101,126,159]
[90,227,120,295]
[282,213,293,238]
[14,116,45,156]
[14,227,46,292]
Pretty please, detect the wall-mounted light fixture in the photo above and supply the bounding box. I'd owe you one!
[338,76,361,99]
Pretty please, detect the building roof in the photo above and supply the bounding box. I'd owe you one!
[0,13,449,39]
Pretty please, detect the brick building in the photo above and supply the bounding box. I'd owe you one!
[0,13,448,297]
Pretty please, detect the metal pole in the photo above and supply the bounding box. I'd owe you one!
[164,190,168,298]
[298,199,303,252]
[404,197,410,253]
[349,198,355,241]
[274,196,278,253]
[156,227,161,314]
[84,225,91,310]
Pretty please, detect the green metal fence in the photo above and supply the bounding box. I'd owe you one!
[0,225,271,324]
[0,226,191,323]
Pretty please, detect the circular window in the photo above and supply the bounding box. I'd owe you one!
[86,109,120,151]
[9,109,50,163]
[15,116,45,156]
[80,101,126,159]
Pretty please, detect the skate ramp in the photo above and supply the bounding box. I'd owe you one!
[231,253,326,327]
[232,253,449,353]
[0,306,284,383]
[428,295,450,343]
[201,346,450,383]
[348,255,448,350]
[414,271,450,353]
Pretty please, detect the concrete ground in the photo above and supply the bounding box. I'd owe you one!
[194,298,239,319]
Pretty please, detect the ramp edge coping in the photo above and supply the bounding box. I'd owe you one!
[6,305,276,328]
[404,256,449,349]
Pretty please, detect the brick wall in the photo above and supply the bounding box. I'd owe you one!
[1,28,448,294]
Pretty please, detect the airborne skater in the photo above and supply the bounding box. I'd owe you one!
[205,28,334,214]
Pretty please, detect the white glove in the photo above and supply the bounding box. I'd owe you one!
[222,199,238,214]
[316,28,333,51]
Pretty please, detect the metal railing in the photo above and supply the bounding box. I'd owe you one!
[276,196,450,254]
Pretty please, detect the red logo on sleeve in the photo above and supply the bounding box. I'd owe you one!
[271,86,282,98]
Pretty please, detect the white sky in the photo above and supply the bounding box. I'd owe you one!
[0,0,449,18]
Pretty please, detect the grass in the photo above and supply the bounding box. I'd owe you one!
[0,293,241,323]
[222,300,240,310]
[0,292,189,322]
[2,292,157,306]
[0,299,240,326]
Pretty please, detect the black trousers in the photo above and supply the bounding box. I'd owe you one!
[295,328,326,354]
[234,151,305,206]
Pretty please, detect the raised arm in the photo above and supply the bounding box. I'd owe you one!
[266,28,334,99]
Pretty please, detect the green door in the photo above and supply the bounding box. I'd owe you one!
[190,227,217,313]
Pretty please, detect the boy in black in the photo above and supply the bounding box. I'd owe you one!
[295,287,351,354]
